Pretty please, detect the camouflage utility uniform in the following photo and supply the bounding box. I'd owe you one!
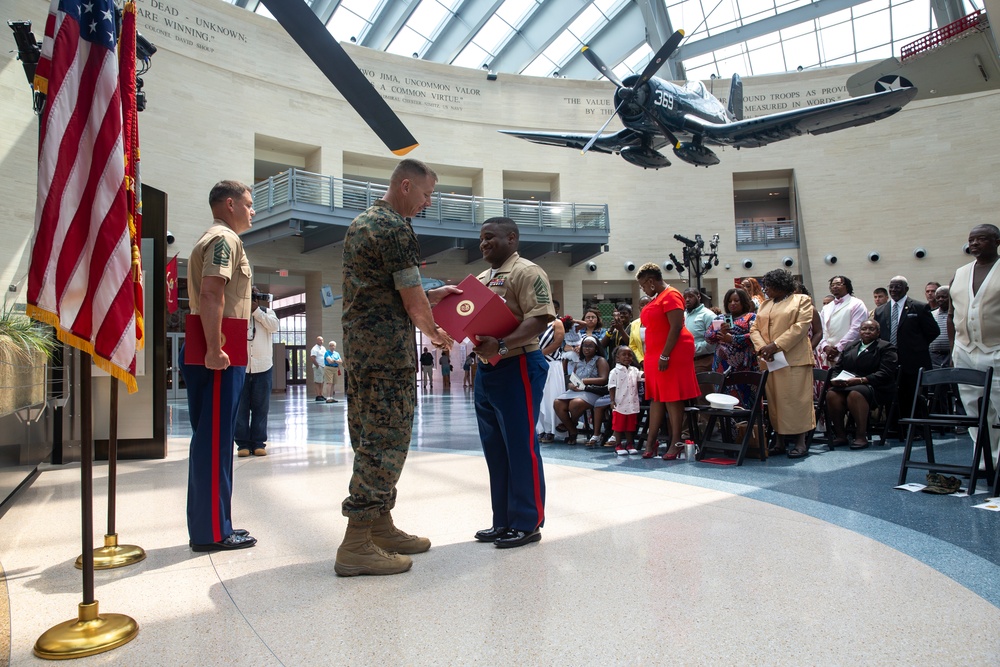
[341,200,422,521]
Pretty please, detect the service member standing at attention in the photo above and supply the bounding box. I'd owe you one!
[182,180,257,551]
[235,288,279,457]
[337,158,456,577]
[472,217,556,549]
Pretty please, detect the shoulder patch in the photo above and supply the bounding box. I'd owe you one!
[213,238,232,267]
[532,275,551,304]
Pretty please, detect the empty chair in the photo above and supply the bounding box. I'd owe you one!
[897,367,996,494]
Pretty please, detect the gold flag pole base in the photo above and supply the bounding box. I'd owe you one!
[34,600,138,660]
[75,534,146,570]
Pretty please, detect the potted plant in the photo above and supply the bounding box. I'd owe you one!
[0,305,56,418]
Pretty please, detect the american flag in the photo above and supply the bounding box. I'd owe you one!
[27,0,138,393]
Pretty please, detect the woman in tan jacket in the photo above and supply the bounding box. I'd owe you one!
[750,269,817,459]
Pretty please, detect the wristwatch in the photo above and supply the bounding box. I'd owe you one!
[497,339,509,357]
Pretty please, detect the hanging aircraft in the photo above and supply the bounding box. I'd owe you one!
[259,0,418,156]
[500,30,918,169]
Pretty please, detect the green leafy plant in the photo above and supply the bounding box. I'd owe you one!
[0,306,56,362]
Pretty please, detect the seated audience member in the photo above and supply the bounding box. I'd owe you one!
[608,346,642,456]
[705,288,757,408]
[577,309,607,357]
[825,320,898,449]
[554,336,609,444]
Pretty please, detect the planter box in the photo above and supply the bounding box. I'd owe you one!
[0,349,46,418]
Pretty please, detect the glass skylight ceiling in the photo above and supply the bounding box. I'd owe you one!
[229,0,980,81]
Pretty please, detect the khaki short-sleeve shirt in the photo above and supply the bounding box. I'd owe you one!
[476,252,556,329]
[187,220,252,319]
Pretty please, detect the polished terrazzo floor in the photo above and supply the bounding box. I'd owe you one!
[1,384,999,665]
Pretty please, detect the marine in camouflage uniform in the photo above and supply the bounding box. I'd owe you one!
[336,159,455,577]
[341,199,421,521]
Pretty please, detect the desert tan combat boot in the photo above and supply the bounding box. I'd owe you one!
[370,511,431,554]
[334,519,413,576]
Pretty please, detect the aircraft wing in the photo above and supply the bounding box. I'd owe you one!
[692,87,917,148]
[497,128,666,155]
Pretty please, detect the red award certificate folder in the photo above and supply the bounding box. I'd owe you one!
[433,275,518,364]
[184,315,249,367]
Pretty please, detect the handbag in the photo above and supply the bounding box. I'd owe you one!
[584,384,609,396]
[735,420,764,458]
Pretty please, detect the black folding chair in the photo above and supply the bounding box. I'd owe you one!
[694,370,769,465]
[684,370,726,442]
[809,367,833,448]
[897,367,996,494]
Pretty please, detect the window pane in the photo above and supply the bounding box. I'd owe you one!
[542,31,583,66]
[568,5,604,40]
[892,0,931,42]
[327,10,367,43]
[407,0,450,40]
[782,32,819,70]
[496,0,537,25]
[747,42,786,75]
[818,22,855,61]
[522,54,557,77]
[386,26,429,58]
[853,9,891,51]
[452,42,490,69]
[473,15,515,54]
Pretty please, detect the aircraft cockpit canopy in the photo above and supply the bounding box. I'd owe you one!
[683,80,709,98]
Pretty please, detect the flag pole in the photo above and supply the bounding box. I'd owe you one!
[35,356,139,659]
[75,379,146,570]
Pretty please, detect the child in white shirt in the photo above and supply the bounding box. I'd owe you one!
[608,346,642,455]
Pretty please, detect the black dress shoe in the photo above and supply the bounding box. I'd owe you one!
[190,533,257,552]
[494,528,541,549]
[189,528,249,548]
[474,526,507,542]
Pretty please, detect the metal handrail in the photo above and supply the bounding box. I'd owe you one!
[901,10,986,61]
[252,168,610,232]
[735,220,799,248]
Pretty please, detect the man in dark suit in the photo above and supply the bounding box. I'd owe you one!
[873,276,940,433]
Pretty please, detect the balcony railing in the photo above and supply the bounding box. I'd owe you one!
[252,168,610,232]
[735,220,799,249]
[901,10,986,61]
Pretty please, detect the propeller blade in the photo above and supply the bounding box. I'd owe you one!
[640,105,680,149]
[635,29,684,87]
[580,45,625,88]
[260,0,419,156]
[581,97,628,155]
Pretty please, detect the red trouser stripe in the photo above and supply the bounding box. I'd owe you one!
[519,356,544,527]
[211,370,221,541]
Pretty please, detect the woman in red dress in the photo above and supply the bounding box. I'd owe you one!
[636,263,702,459]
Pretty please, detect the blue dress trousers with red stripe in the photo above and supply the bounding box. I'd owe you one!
[474,350,547,532]
[180,345,245,544]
